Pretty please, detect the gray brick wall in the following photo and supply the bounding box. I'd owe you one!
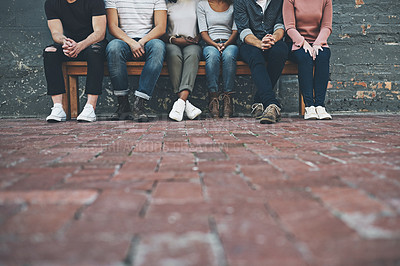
[0,0,399,118]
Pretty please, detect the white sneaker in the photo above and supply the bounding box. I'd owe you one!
[185,100,202,120]
[304,106,318,120]
[316,106,332,120]
[169,99,186,122]
[77,104,96,122]
[46,103,66,123]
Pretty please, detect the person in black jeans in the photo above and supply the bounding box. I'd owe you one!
[43,0,107,122]
[234,0,288,124]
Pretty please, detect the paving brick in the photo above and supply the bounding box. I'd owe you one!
[152,182,203,204]
[0,204,78,240]
[0,190,98,205]
[0,239,131,266]
[134,232,217,266]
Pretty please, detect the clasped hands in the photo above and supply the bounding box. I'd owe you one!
[261,34,276,50]
[303,40,323,60]
[62,38,83,58]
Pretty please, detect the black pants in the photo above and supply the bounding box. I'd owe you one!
[239,40,289,108]
[43,39,108,96]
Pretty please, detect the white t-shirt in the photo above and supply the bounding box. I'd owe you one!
[166,0,199,38]
[105,0,167,39]
[256,0,270,13]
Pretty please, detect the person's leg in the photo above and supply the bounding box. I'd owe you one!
[219,45,239,118]
[290,48,315,107]
[221,45,238,92]
[179,44,202,97]
[135,39,166,100]
[43,43,68,122]
[181,45,202,119]
[105,39,133,97]
[314,47,331,107]
[79,39,107,108]
[165,43,183,93]
[169,44,202,121]
[203,45,221,93]
[265,40,289,91]
[203,45,221,117]
[240,43,279,108]
[106,39,134,120]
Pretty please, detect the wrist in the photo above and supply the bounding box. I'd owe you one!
[169,35,176,44]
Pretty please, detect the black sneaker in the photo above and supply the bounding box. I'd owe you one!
[251,103,264,119]
[111,96,132,121]
[132,96,149,122]
[260,104,281,124]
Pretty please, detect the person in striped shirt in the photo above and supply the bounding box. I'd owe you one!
[105,0,167,122]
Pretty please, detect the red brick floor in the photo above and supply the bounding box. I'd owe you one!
[0,115,400,265]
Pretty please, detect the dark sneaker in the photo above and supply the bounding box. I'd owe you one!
[260,104,281,124]
[132,96,149,122]
[219,92,234,118]
[111,96,132,121]
[208,92,220,118]
[251,103,264,119]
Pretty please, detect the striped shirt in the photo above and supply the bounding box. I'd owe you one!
[105,0,167,39]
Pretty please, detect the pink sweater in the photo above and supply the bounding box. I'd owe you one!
[283,0,332,51]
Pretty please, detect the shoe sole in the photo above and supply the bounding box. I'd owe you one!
[260,118,276,124]
[46,118,66,123]
[77,119,96,123]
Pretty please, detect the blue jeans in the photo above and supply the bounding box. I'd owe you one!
[289,47,331,107]
[203,44,239,93]
[106,38,166,100]
[239,40,288,108]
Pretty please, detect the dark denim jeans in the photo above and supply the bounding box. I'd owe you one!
[239,40,288,108]
[289,47,331,107]
[43,39,108,96]
[203,43,239,93]
[106,38,166,100]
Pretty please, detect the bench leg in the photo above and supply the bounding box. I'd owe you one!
[299,89,305,116]
[62,64,71,120]
[69,76,80,119]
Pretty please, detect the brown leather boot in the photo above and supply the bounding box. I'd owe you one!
[219,92,234,118]
[208,92,220,118]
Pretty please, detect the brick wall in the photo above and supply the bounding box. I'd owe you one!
[0,0,399,118]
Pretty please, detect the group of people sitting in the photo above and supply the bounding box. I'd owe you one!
[43,0,333,124]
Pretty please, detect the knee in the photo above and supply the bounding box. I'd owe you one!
[87,43,106,58]
[316,48,331,62]
[222,46,238,61]
[270,42,289,61]
[204,48,220,63]
[106,40,124,58]
[43,45,59,59]
[146,39,166,57]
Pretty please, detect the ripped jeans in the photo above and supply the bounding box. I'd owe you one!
[43,39,108,95]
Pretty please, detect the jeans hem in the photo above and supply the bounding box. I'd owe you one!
[134,91,150,100]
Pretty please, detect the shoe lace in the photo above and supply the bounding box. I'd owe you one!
[251,103,263,114]
[218,92,234,103]
[209,97,219,111]
[264,104,280,116]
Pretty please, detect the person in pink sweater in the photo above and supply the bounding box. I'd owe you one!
[283,0,333,120]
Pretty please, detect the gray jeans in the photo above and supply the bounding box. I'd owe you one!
[165,43,202,94]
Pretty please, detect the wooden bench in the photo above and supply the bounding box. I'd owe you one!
[61,61,303,119]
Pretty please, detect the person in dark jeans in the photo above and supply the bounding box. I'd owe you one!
[234,0,288,124]
[43,0,107,122]
[283,0,333,120]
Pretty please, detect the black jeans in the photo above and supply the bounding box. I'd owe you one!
[43,39,108,96]
[239,40,288,108]
[289,47,331,107]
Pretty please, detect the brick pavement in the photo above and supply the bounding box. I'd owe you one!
[0,114,399,266]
